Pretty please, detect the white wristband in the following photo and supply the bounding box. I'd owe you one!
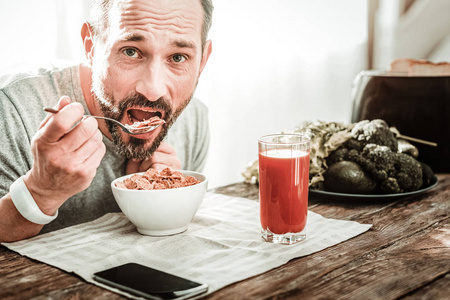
[10,176,58,225]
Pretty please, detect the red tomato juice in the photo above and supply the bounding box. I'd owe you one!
[259,149,310,234]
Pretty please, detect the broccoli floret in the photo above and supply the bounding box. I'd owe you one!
[351,119,398,152]
[380,177,401,193]
[391,152,423,192]
[345,138,364,152]
[360,144,393,182]
[359,145,422,193]
[325,121,424,194]
[327,147,349,165]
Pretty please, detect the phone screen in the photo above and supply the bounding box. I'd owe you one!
[93,263,208,300]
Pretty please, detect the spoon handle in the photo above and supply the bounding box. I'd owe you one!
[43,107,60,114]
[43,107,124,128]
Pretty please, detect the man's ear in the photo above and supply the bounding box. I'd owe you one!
[81,22,95,65]
[198,40,212,77]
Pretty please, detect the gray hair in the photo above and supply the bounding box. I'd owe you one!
[89,0,214,47]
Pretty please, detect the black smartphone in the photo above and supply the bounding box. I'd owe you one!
[93,263,208,300]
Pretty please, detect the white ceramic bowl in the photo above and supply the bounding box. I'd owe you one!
[111,170,208,236]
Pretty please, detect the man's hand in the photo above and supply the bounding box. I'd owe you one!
[126,141,181,174]
[24,96,106,215]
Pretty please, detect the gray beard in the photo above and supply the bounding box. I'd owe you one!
[91,76,192,160]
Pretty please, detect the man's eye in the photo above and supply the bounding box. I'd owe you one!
[123,48,139,58]
[172,54,186,63]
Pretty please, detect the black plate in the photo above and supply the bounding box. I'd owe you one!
[309,176,438,200]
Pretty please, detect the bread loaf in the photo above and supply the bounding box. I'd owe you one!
[388,58,450,76]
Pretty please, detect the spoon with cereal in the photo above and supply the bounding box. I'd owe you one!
[44,107,165,135]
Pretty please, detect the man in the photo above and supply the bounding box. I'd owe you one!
[0,0,213,242]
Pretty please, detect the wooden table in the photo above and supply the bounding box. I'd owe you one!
[1,174,449,299]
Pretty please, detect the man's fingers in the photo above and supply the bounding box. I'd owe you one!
[41,102,85,143]
[79,133,106,167]
[60,117,99,152]
[39,96,72,129]
[155,141,176,154]
[57,96,72,109]
[126,159,141,174]
[68,130,105,175]
[149,151,181,170]
[149,163,170,170]
[124,141,181,173]
[75,129,105,163]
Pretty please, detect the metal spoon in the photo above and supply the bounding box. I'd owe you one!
[43,107,164,135]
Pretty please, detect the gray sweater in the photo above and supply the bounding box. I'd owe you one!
[0,65,209,233]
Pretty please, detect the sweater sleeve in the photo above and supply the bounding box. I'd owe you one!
[164,97,210,173]
[191,106,210,172]
[0,90,34,197]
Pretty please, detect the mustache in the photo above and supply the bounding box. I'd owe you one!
[117,93,173,121]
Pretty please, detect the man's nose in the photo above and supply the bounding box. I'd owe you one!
[135,62,167,101]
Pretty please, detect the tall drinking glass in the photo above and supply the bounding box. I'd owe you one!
[258,134,310,245]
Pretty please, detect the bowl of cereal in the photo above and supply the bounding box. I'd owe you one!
[111,168,208,236]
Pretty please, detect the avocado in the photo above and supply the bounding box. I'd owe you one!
[323,161,377,194]
[420,162,434,187]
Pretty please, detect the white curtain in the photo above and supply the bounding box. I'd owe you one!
[0,0,368,189]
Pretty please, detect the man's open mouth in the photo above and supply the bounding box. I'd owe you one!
[126,108,164,125]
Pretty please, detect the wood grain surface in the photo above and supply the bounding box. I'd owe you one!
[1,174,449,300]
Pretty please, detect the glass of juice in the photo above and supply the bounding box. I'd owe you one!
[258,134,310,245]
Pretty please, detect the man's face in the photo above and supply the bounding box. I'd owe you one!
[90,0,208,159]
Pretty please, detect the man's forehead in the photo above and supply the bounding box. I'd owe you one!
[113,0,202,14]
[108,0,204,40]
